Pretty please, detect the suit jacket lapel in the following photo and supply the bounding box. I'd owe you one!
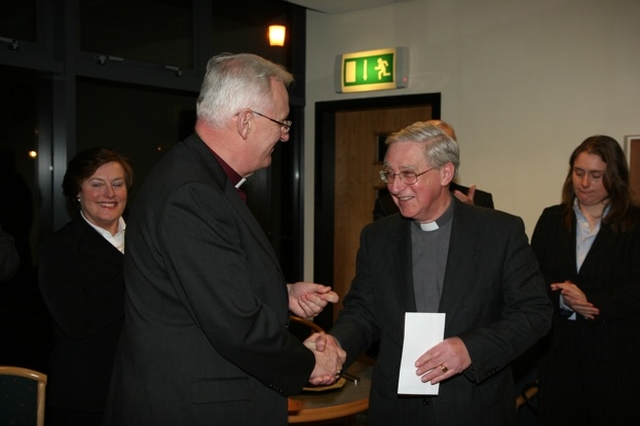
[579,222,614,276]
[439,200,478,314]
[71,216,124,266]
[184,134,283,273]
[225,181,283,269]
[389,217,418,312]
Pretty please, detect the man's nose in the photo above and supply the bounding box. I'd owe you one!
[389,178,407,193]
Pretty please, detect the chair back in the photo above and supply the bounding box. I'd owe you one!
[288,315,325,341]
[0,366,47,426]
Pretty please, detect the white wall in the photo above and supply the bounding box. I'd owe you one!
[302,0,640,280]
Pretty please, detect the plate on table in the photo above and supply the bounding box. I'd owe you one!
[302,377,347,393]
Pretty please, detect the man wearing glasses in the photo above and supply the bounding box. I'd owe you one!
[311,121,552,425]
[372,119,494,220]
[104,53,345,426]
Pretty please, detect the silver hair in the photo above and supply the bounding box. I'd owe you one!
[196,53,294,128]
[386,121,460,177]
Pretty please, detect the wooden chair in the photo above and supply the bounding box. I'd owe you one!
[288,315,325,341]
[516,380,539,411]
[0,366,47,426]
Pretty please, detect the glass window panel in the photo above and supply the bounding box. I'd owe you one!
[76,79,197,206]
[0,67,39,270]
[0,67,45,372]
[80,0,193,69]
[0,0,37,42]
[212,1,288,66]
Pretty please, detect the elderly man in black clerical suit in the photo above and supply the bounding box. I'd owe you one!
[311,121,552,425]
[103,53,345,426]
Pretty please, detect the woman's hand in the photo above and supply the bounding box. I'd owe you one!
[551,280,600,319]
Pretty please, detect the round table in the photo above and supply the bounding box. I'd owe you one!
[288,359,373,424]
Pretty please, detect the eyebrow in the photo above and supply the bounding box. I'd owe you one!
[383,162,421,169]
[87,176,125,182]
[574,167,605,173]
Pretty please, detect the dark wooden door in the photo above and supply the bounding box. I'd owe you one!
[314,94,441,327]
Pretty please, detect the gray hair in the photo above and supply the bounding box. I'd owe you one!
[386,121,460,177]
[196,53,294,128]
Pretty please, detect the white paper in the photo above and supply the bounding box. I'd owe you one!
[397,312,446,395]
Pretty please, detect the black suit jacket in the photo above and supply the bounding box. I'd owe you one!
[330,199,552,425]
[531,204,640,423]
[531,204,640,360]
[104,134,315,426]
[39,214,124,412]
[373,182,494,221]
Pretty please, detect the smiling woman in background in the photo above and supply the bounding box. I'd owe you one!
[39,147,132,426]
[531,135,640,425]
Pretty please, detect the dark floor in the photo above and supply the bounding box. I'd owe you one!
[354,411,368,425]
[308,404,536,426]
[291,411,368,426]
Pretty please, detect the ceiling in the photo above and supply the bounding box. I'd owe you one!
[284,0,405,14]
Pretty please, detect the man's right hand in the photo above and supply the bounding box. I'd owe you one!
[304,333,346,385]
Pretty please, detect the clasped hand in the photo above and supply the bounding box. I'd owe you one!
[551,280,599,319]
[304,332,346,386]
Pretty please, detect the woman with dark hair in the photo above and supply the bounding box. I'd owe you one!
[39,147,132,425]
[531,135,640,425]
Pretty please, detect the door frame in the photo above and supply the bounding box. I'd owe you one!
[313,93,441,329]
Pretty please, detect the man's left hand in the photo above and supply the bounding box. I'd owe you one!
[287,282,339,318]
[414,336,471,385]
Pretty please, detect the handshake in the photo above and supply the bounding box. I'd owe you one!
[303,333,346,386]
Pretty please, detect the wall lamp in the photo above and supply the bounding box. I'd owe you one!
[268,25,286,47]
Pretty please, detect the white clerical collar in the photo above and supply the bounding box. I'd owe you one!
[416,195,455,232]
[235,178,247,189]
[419,222,439,231]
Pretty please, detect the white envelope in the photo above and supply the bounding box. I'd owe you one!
[397,312,446,395]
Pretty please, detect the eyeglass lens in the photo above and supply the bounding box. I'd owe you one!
[379,170,418,184]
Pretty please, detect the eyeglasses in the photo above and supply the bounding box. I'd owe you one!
[251,110,292,134]
[379,167,434,185]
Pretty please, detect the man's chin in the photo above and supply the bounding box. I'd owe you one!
[397,206,415,219]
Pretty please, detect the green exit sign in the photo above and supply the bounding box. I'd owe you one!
[335,47,409,93]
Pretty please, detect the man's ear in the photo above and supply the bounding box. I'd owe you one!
[236,110,253,140]
[441,162,455,186]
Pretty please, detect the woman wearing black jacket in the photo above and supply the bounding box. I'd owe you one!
[39,147,132,426]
